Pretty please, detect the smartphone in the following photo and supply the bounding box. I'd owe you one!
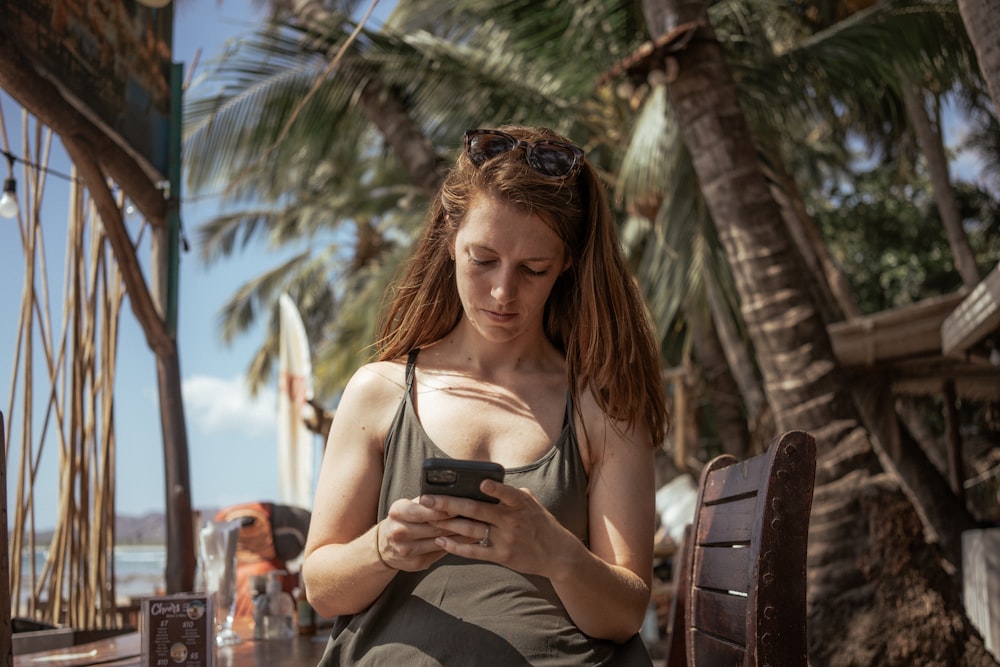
[421,458,505,503]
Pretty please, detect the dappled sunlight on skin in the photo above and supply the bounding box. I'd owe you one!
[361,361,546,425]
[359,359,638,481]
[598,512,646,564]
[413,368,567,467]
[357,358,569,468]
[418,378,533,417]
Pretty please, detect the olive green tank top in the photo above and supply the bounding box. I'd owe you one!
[317,350,652,666]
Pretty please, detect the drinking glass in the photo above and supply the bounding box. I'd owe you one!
[198,518,243,646]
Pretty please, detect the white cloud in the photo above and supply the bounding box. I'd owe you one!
[182,374,277,439]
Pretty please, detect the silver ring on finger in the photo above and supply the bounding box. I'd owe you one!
[479,524,490,548]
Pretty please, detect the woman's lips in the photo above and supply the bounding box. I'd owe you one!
[483,309,516,322]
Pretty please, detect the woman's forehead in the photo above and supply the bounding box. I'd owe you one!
[456,195,564,255]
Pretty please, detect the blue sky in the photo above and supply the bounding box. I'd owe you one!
[1,2,393,530]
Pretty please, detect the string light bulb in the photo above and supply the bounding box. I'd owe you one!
[1,149,84,218]
[0,178,16,218]
[0,151,17,218]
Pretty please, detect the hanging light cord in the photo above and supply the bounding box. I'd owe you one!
[0,147,189,249]
[2,148,81,183]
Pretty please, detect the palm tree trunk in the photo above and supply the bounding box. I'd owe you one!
[762,161,862,321]
[647,0,997,663]
[900,80,981,287]
[702,270,769,443]
[286,1,449,195]
[686,306,751,459]
[359,78,449,194]
[958,0,1000,112]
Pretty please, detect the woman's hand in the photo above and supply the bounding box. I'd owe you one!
[377,496,460,571]
[419,479,577,579]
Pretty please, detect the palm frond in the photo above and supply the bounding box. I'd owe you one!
[616,84,678,210]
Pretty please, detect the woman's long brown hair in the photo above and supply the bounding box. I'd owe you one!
[376,125,669,446]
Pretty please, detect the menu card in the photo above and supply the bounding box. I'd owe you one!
[140,593,214,667]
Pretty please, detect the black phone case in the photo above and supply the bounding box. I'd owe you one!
[420,458,505,503]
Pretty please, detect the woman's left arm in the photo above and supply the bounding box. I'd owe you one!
[547,415,655,642]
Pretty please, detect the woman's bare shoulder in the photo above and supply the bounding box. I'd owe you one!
[340,358,409,407]
[324,358,410,451]
[575,384,653,469]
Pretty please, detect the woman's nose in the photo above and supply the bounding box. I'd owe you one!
[491,269,517,304]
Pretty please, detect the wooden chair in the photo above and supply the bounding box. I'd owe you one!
[663,430,816,666]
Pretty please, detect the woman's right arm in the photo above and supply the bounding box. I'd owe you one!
[300,363,399,617]
[301,362,454,618]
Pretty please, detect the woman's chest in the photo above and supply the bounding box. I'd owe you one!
[412,377,568,467]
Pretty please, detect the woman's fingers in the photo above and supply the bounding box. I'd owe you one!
[420,484,565,574]
[379,497,459,570]
[426,515,493,544]
[418,480,519,518]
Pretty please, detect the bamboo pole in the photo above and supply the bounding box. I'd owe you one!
[3,125,126,629]
[1,410,12,663]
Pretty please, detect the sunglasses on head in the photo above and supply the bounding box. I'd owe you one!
[464,129,585,180]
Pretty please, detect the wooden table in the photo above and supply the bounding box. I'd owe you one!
[14,620,329,667]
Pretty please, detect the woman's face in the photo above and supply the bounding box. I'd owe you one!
[451,193,568,345]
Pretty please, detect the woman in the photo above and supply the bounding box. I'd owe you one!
[303,125,668,666]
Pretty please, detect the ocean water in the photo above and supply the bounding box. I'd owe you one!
[114,545,168,600]
[16,545,167,608]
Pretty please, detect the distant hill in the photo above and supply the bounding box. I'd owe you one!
[115,512,167,545]
[33,509,220,546]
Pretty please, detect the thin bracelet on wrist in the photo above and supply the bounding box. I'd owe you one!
[374,520,395,570]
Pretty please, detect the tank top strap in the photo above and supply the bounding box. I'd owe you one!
[563,388,574,430]
[404,349,420,394]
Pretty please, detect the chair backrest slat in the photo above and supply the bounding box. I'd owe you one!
[690,628,745,665]
[698,497,757,545]
[701,453,773,502]
[691,587,747,644]
[694,546,750,593]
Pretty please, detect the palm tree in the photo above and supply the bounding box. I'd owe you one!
[639,0,996,662]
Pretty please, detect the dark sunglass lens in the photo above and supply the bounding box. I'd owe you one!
[469,133,517,166]
[528,146,577,177]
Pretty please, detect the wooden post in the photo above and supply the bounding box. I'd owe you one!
[943,380,965,503]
